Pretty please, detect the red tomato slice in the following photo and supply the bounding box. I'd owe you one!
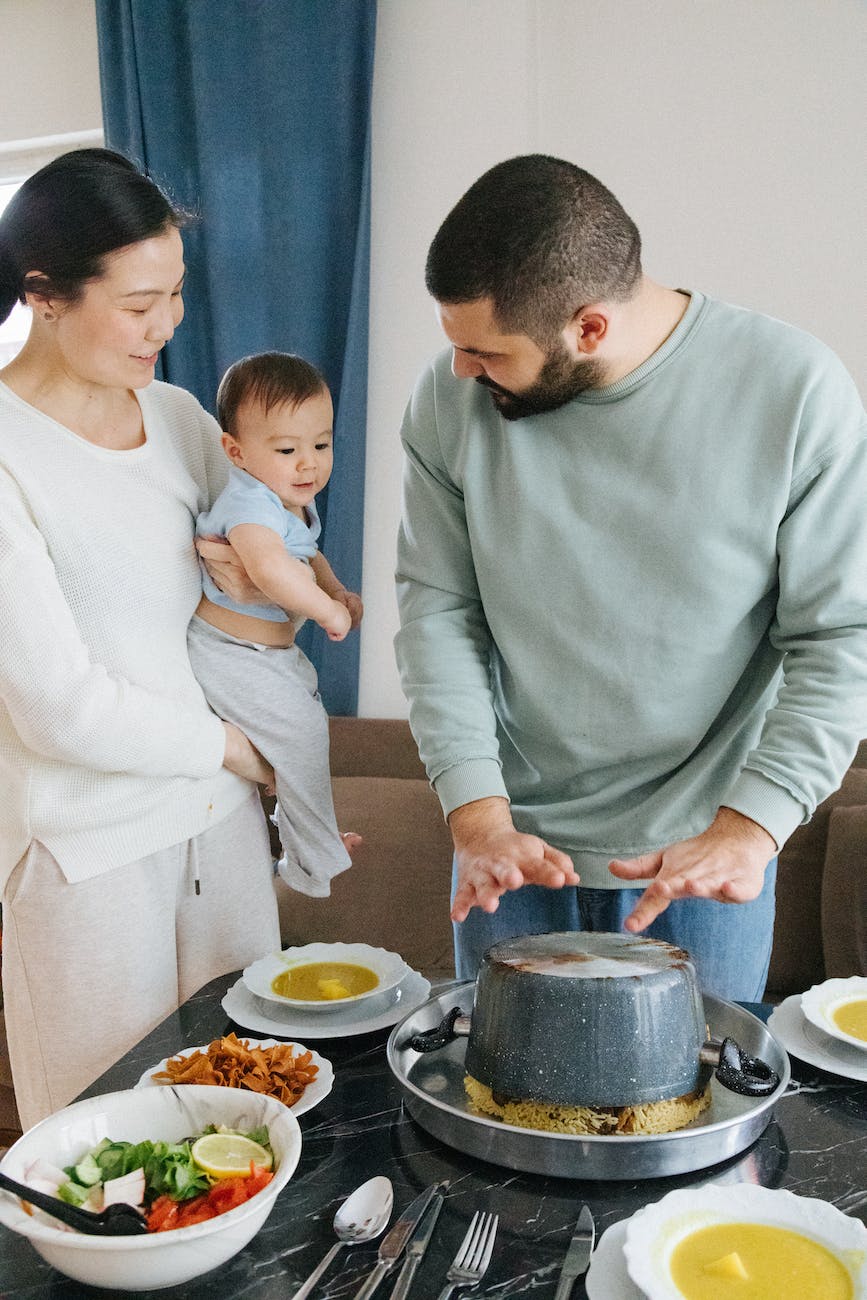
[146,1163,274,1232]
[207,1179,246,1214]
[176,1199,215,1228]
[147,1195,181,1233]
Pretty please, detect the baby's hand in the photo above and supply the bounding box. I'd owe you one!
[335,588,364,629]
[322,602,352,641]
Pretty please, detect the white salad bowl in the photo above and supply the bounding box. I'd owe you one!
[623,1183,867,1300]
[0,1084,301,1291]
[801,975,867,1053]
[242,940,408,1010]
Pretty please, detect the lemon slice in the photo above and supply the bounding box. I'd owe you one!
[190,1133,273,1179]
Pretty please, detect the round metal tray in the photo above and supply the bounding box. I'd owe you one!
[386,982,790,1180]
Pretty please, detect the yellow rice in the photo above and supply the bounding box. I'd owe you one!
[464,1073,711,1135]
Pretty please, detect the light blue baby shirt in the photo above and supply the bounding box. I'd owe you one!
[196,466,321,622]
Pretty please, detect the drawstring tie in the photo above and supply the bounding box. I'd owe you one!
[192,825,202,895]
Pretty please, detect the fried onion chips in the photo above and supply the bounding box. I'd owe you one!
[151,1033,319,1107]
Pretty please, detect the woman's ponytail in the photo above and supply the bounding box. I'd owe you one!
[0,231,22,326]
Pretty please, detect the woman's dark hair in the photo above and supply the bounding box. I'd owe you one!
[425,154,642,344]
[217,352,328,436]
[0,147,183,325]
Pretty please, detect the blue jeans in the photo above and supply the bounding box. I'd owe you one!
[451,859,777,1002]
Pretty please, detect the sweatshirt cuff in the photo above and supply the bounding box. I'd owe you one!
[433,758,509,821]
[723,768,808,850]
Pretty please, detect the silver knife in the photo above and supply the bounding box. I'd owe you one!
[353,1183,443,1300]
[553,1204,595,1300]
[387,1184,447,1300]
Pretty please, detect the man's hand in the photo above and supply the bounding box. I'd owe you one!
[196,535,266,605]
[449,797,579,922]
[608,806,777,931]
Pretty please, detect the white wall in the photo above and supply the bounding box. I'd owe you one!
[0,0,101,146]
[2,0,865,719]
[362,0,867,716]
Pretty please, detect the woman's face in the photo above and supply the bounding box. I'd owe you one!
[47,226,186,390]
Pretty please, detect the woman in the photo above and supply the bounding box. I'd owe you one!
[0,148,280,1129]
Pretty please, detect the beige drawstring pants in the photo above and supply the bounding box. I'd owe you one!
[2,790,280,1131]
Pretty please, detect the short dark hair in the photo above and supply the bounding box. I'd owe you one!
[425,154,642,342]
[217,352,328,436]
[0,147,183,325]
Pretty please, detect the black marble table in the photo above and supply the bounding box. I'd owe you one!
[1,974,865,1298]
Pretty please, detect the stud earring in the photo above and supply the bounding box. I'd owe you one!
[43,311,55,322]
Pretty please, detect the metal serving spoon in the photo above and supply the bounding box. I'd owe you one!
[0,1170,149,1235]
[289,1174,394,1300]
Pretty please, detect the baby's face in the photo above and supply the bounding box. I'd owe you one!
[228,389,334,514]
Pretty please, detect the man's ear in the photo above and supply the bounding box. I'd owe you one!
[563,305,609,356]
[221,432,245,467]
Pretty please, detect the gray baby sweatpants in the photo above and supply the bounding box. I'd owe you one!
[187,615,351,897]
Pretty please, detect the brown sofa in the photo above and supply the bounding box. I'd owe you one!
[2,721,864,1143]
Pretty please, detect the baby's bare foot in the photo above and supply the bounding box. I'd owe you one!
[341,831,363,858]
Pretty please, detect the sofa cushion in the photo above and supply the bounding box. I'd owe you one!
[821,803,867,979]
[0,1011,20,1140]
[328,717,428,780]
[766,766,867,998]
[275,776,456,979]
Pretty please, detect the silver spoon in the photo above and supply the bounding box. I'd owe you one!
[0,1170,148,1236]
[289,1175,393,1300]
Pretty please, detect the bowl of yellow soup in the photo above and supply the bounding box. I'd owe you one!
[623,1184,867,1300]
[242,942,409,1010]
[801,976,867,1053]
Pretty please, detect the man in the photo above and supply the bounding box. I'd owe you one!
[394,154,867,999]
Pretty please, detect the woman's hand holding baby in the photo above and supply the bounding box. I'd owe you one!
[197,529,362,643]
[222,721,275,790]
[196,535,266,604]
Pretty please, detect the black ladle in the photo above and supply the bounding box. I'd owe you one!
[0,1170,149,1235]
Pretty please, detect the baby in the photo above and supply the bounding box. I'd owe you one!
[188,351,362,897]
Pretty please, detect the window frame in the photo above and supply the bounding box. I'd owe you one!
[0,127,104,185]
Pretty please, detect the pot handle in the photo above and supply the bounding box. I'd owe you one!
[407,1007,471,1053]
[700,1036,780,1096]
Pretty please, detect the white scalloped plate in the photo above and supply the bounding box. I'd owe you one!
[586,1219,643,1299]
[224,967,431,1039]
[623,1184,867,1300]
[242,941,408,1010]
[768,994,867,1082]
[134,1038,333,1117]
[801,977,867,1054]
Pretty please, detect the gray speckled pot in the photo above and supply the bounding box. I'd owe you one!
[463,931,708,1107]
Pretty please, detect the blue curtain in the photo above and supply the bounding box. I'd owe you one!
[94,0,376,715]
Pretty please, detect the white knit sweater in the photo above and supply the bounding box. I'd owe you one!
[0,378,250,889]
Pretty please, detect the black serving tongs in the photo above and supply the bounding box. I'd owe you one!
[0,1170,148,1235]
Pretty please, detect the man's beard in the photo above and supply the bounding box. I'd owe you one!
[476,343,606,420]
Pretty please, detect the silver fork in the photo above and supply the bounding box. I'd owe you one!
[435,1209,499,1300]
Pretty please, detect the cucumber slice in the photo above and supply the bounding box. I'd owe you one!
[58,1179,92,1206]
[73,1152,102,1187]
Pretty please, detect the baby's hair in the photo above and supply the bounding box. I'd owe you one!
[217,351,328,437]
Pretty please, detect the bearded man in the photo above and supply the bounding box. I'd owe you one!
[394,154,867,998]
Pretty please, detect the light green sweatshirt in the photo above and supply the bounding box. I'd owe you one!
[394,291,867,887]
